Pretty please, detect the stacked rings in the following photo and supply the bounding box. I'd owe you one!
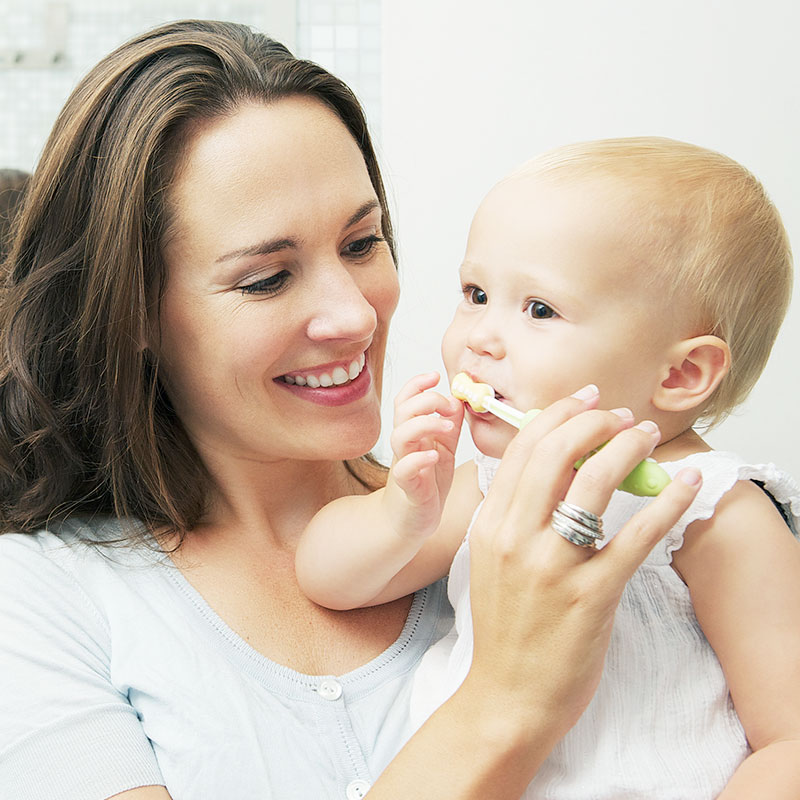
[551,501,605,549]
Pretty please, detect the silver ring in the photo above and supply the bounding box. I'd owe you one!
[556,500,602,532]
[551,501,605,549]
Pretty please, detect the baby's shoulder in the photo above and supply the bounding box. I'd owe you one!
[669,450,798,535]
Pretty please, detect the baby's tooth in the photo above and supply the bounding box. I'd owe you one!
[348,360,360,380]
[295,375,307,386]
[319,373,333,387]
[359,352,366,369]
[332,367,349,385]
[306,375,321,388]
[284,375,296,384]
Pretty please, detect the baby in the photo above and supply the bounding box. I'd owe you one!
[296,138,800,798]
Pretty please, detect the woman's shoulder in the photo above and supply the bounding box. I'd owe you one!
[0,517,166,604]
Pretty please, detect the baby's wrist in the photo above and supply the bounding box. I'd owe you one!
[381,477,439,541]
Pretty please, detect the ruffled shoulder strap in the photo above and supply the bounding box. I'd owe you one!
[474,451,501,496]
[655,451,800,561]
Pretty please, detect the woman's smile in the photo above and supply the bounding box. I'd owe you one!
[276,352,372,406]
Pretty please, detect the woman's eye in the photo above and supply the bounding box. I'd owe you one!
[240,270,290,296]
[464,285,488,305]
[344,234,384,258]
[525,300,557,319]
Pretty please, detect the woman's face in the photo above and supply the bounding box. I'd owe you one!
[156,98,399,467]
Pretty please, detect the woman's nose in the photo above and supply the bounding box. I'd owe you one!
[305,267,378,343]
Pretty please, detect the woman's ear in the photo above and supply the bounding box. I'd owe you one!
[653,335,731,413]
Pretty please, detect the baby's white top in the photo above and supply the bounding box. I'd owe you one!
[411,450,800,799]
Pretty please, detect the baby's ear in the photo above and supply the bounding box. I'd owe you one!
[653,335,731,413]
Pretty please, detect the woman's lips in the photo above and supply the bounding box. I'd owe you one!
[275,358,372,407]
[280,353,366,388]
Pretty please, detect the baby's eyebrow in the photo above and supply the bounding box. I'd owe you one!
[458,259,482,276]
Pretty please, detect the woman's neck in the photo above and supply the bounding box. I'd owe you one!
[178,451,375,552]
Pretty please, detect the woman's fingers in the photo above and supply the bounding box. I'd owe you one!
[479,405,633,541]
[594,467,701,580]
[555,419,661,542]
[477,389,599,520]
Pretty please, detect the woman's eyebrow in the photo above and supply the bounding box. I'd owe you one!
[345,199,380,229]
[215,236,300,264]
[214,200,379,265]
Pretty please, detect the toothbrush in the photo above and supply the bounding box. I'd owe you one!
[451,372,670,497]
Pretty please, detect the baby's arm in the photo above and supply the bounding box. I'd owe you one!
[296,372,481,610]
[673,480,800,797]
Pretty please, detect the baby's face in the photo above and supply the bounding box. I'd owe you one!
[441,173,683,458]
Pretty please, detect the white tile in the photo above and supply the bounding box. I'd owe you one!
[310,25,335,49]
[310,2,334,24]
[359,0,381,26]
[335,50,359,75]
[358,26,381,51]
[334,24,359,50]
[334,2,359,24]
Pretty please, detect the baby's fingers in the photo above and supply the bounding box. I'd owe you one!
[390,415,456,460]
[392,450,439,498]
[395,388,461,428]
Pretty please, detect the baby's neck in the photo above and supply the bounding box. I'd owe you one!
[652,427,711,463]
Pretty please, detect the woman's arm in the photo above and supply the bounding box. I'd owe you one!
[110,789,171,799]
[367,393,702,798]
[673,480,800,798]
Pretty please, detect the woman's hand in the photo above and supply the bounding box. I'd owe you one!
[369,388,700,799]
[466,387,702,747]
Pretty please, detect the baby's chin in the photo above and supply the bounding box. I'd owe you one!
[469,423,513,460]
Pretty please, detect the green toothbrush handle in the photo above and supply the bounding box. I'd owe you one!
[519,410,670,496]
[615,458,671,496]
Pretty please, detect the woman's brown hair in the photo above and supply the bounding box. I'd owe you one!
[0,19,395,541]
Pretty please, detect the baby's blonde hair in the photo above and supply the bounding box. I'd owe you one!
[512,137,793,428]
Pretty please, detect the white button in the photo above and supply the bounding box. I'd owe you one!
[346,779,371,799]
[318,679,343,701]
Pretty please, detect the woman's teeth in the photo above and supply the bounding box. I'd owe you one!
[283,354,366,388]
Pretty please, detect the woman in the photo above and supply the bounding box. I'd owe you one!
[0,20,700,799]
[0,168,30,262]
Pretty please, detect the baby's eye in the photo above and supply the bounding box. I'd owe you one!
[240,270,290,296]
[464,285,488,305]
[525,299,557,319]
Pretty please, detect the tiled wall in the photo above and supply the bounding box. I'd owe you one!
[0,0,381,171]
[297,0,382,138]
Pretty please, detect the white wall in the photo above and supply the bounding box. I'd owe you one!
[379,0,800,479]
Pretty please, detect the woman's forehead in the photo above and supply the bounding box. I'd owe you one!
[164,99,376,258]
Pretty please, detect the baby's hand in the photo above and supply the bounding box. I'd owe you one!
[384,371,464,539]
